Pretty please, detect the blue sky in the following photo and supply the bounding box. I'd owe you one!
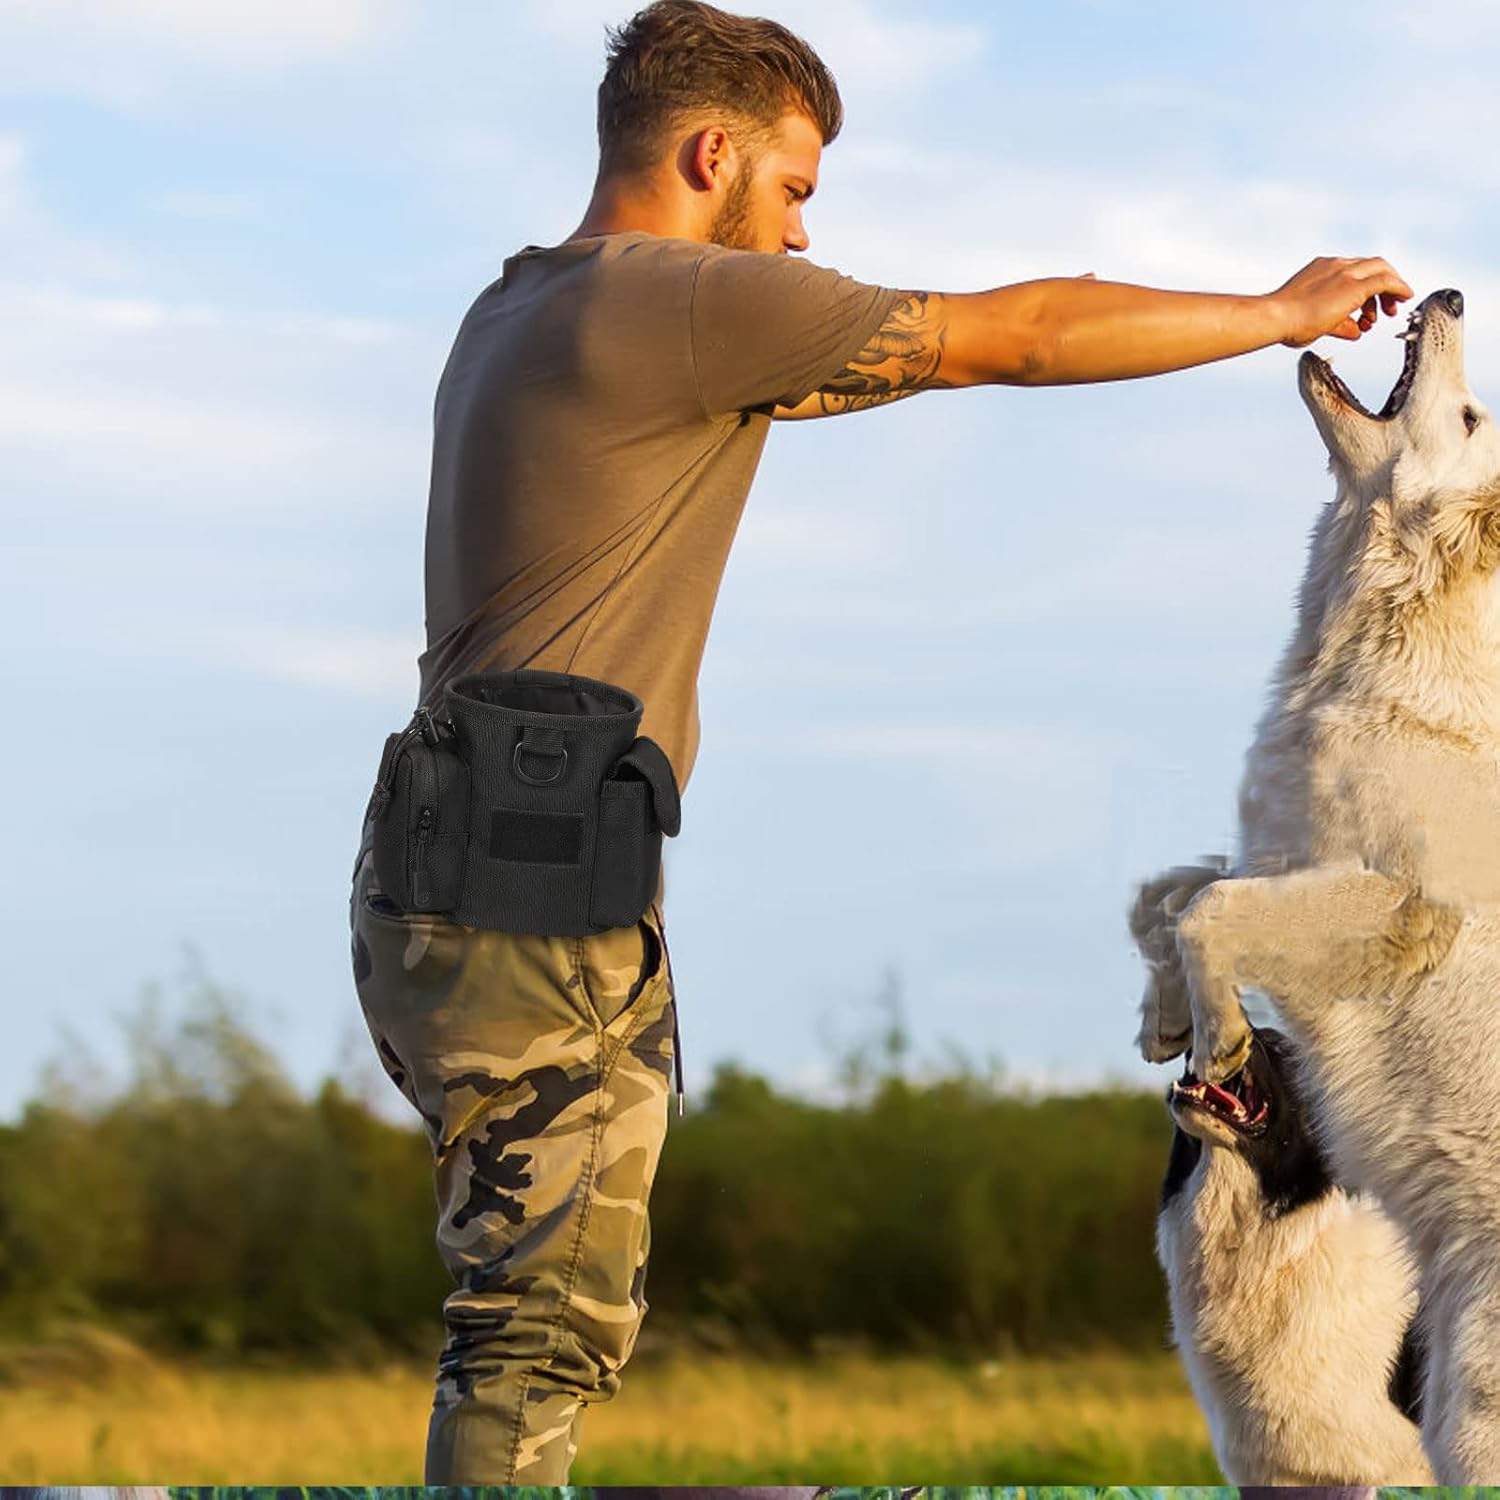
[6,0,1500,1122]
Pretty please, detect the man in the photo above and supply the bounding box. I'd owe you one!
[348,0,1413,1483]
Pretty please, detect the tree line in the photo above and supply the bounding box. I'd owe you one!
[0,969,1175,1359]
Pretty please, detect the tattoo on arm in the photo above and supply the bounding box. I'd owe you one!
[816,291,952,414]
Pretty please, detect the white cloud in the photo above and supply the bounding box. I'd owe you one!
[795,135,1500,441]
[818,143,1380,296]
[0,0,401,105]
[732,504,904,571]
[714,721,1118,866]
[515,0,988,101]
[418,124,521,177]
[155,191,264,224]
[0,136,134,282]
[765,0,989,105]
[970,529,1290,627]
[0,281,403,345]
[516,0,621,56]
[0,269,430,517]
[782,722,1114,763]
[704,527,1289,633]
[0,376,415,508]
[117,0,381,54]
[204,623,424,698]
[0,134,22,196]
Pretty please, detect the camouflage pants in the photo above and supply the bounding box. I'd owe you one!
[347,818,677,1483]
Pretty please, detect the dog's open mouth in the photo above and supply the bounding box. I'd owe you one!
[1170,1060,1270,1135]
[1302,302,1426,422]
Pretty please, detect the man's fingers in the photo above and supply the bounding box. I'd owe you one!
[1280,255,1413,345]
[1342,258,1414,300]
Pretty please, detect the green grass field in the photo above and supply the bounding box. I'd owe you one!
[0,1333,1222,1484]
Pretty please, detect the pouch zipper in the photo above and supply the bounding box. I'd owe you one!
[369,707,440,823]
[410,805,435,907]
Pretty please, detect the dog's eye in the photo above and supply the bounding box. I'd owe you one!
[1464,405,1482,434]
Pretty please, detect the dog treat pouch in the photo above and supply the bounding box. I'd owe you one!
[365,668,681,936]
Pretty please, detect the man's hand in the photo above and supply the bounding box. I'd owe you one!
[1267,256,1414,348]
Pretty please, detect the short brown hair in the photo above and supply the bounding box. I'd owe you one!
[597,1,843,177]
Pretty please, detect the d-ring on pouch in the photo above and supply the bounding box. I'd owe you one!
[366,669,681,935]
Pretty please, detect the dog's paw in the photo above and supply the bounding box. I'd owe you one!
[1129,861,1229,950]
[1189,1015,1253,1085]
[1136,1008,1192,1063]
[1129,860,1228,1063]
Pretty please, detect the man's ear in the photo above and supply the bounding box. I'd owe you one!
[691,124,733,190]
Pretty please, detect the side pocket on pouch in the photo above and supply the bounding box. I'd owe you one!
[588,774,660,931]
[370,723,471,914]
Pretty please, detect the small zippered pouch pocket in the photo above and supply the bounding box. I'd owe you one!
[367,708,471,914]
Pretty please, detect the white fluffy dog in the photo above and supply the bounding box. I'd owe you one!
[1136,287,1500,1481]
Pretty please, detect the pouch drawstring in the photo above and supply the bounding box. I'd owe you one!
[671,1004,684,1117]
[656,900,684,1117]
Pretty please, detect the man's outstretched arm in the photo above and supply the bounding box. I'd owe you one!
[772,256,1414,419]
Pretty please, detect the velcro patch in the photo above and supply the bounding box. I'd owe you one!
[489,807,584,866]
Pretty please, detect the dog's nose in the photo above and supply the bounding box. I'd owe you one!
[1441,288,1465,317]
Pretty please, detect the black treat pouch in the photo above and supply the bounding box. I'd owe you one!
[367,707,471,913]
[444,670,680,935]
[362,672,682,935]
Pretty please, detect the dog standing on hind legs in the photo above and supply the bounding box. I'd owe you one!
[1136,287,1500,1481]
[1136,871,1430,1483]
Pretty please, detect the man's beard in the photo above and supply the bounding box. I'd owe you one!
[707,162,758,251]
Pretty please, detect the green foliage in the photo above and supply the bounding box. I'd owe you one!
[648,1064,1171,1353]
[0,962,450,1355]
[0,963,1179,1357]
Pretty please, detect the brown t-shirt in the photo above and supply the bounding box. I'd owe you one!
[416,230,900,801]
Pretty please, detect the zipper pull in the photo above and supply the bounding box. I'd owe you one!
[411,805,435,908]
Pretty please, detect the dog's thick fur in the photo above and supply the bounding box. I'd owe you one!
[1151,1021,1431,1484]
[1136,289,1500,1481]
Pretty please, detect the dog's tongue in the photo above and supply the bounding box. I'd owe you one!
[1199,1080,1241,1114]
[1176,1073,1247,1115]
